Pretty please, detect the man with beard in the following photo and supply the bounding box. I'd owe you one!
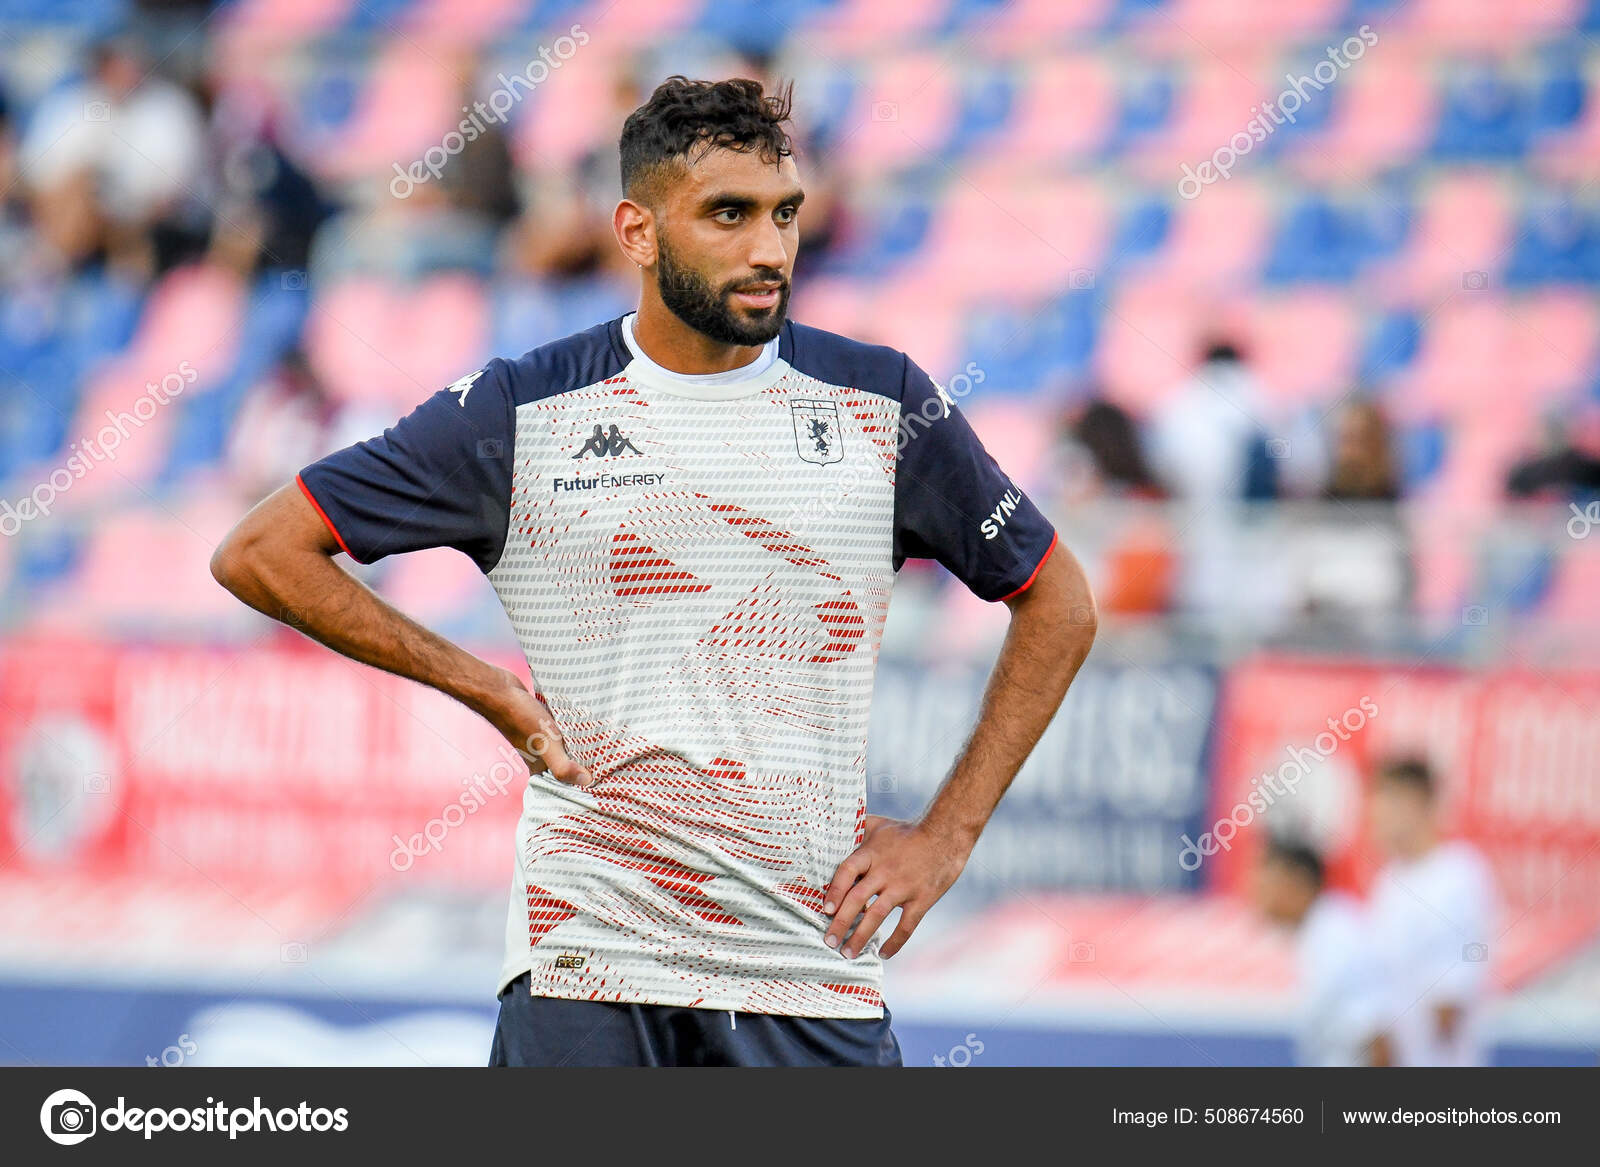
[210,76,1096,1066]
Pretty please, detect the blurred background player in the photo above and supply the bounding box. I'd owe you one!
[1252,834,1383,1067]
[1367,757,1500,1067]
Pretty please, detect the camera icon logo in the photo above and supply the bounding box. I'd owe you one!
[281,270,308,291]
[1462,942,1488,962]
[1070,941,1096,963]
[1266,437,1291,459]
[1462,271,1489,291]
[869,773,897,794]
[40,1088,97,1145]
[280,941,309,963]
[871,101,898,122]
[1068,268,1096,290]
[477,438,504,459]
[1461,605,1488,626]
[83,102,110,122]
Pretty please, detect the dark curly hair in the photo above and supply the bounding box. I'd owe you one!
[619,75,795,204]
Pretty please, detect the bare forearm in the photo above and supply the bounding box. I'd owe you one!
[210,486,506,719]
[921,546,1096,846]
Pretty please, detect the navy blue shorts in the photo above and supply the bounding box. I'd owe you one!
[488,973,903,1067]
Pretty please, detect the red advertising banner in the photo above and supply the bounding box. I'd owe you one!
[0,637,532,893]
[1209,656,1600,986]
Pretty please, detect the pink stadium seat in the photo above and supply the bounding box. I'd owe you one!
[1420,398,1538,512]
[808,0,945,54]
[1128,56,1275,174]
[580,0,703,51]
[912,171,1108,301]
[868,270,963,377]
[306,276,488,409]
[1542,545,1600,628]
[1393,174,1513,299]
[836,52,960,179]
[322,42,458,182]
[980,0,1113,42]
[1405,516,1473,618]
[1405,299,1515,414]
[1243,290,1357,405]
[513,45,626,171]
[1164,0,1347,43]
[405,0,525,46]
[1298,38,1434,180]
[990,53,1116,162]
[1161,176,1271,286]
[1511,293,1598,405]
[383,547,492,624]
[215,0,354,42]
[964,399,1052,491]
[44,508,227,631]
[1404,0,1580,50]
[1094,277,1213,415]
[129,264,246,391]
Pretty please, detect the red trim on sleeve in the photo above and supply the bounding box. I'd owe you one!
[995,531,1058,602]
[296,473,364,563]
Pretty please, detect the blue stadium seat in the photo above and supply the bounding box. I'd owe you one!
[1263,196,1364,284]
[1431,64,1530,162]
[1360,310,1422,381]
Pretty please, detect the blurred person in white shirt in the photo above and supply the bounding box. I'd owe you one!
[1252,835,1384,1066]
[1367,757,1499,1067]
[20,32,207,271]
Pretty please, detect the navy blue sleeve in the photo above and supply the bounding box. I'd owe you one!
[297,359,514,572]
[892,358,1057,601]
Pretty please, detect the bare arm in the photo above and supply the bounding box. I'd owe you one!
[210,482,593,787]
[824,542,1097,957]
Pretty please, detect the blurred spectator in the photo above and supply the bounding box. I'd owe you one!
[1147,340,1278,616]
[1060,399,1165,503]
[19,31,208,276]
[207,84,334,277]
[1148,341,1278,504]
[1506,410,1600,499]
[1367,757,1499,1067]
[1048,398,1175,616]
[1251,835,1383,1066]
[1323,400,1400,503]
[225,349,337,502]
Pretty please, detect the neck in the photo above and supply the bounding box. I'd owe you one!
[632,288,768,375]
[1395,827,1438,861]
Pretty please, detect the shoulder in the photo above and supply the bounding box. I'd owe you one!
[497,317,632,407]
[780,320,914,403]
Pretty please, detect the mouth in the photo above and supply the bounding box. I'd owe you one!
[730,283,783,310]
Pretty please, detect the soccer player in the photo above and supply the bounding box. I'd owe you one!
[1251,836,1383,1066]
[210,76,1096,1067]
[1366,757,1498,1067]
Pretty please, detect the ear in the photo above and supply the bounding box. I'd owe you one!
[613,198,656,268]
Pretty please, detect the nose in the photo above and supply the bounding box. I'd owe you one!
[747,218,789,276]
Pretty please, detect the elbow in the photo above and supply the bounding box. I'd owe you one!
[209,524,259,598]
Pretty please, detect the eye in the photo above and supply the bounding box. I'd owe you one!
[776,205,798,225]
[713,208,743,224]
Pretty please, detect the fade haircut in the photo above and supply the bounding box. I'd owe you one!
[1377,756,1435,799]
[1263,835,1326,890]
[619,75,796,207]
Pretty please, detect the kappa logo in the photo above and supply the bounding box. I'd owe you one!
[445,369,483,407]
[791,399,844,465]
[573,423,642,459]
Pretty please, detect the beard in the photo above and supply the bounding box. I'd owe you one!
[655,233,790,346]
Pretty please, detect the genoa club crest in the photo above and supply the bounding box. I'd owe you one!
[791,399,844,465]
